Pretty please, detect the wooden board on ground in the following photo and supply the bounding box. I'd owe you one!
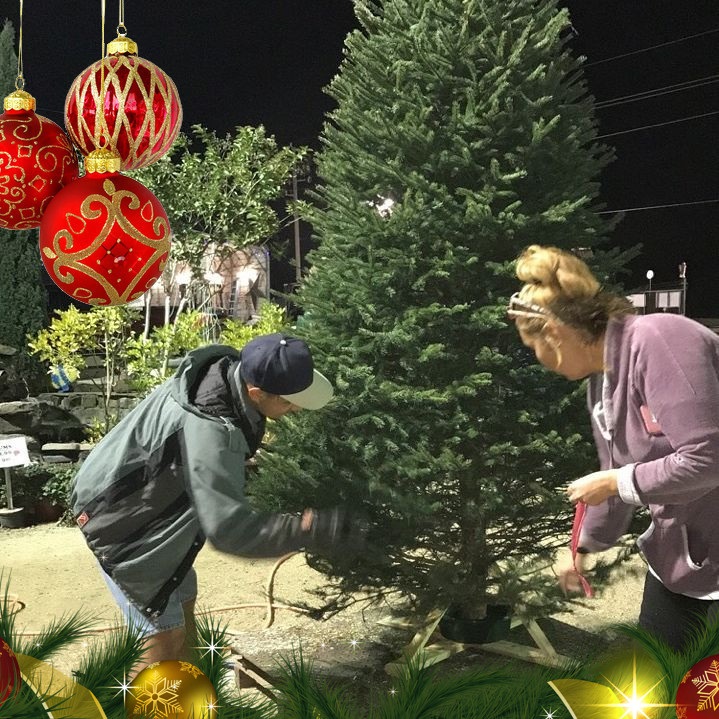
[228,654,278,700]
[383,609,572,676]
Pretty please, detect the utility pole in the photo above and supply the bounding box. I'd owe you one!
[292,169,301,285]
[679,262,687,315]
[288,158,313,287]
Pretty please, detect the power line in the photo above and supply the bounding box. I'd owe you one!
[596,74,719,109]
[584,27,719,67]
[596,110,719,139]
[597,199,719,215]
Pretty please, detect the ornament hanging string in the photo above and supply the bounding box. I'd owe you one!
[101,0,105,91]
[99,0,107,148]
[15,0,24,89]
[117,0,126,36]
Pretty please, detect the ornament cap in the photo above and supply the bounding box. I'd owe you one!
[107,35,139,56]
[85,148,122,174]
[3,89,36,112]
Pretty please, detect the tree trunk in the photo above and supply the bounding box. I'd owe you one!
[143,291,151,340]
[458,478,488,620]
[104,331,113,434]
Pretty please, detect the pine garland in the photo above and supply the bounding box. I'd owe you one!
[3,569,716,719]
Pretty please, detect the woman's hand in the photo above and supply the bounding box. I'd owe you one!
[567,470,619,505]
[555,552,588,596]
[301,509,314,532]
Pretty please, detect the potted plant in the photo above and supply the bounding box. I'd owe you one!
[36,464,76,523]
[0,463,77,526]
[0,468,26,529]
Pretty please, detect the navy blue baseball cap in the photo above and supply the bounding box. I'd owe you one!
[239,333,333,410]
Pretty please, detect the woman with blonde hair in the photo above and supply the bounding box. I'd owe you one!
[508,244,719,651]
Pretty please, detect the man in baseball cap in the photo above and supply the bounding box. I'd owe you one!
[71,333,352,676]
[239,333,333,413]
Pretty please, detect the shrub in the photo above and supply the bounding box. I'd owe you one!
[219,301,289,348]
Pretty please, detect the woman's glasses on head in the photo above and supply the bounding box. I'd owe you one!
[506,292,551,320]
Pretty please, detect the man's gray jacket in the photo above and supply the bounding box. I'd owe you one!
[71,344,307,620]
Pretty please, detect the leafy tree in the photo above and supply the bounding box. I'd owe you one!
[251,0,633,622]
[0,20,48,391]
[28,302,290,435]
[124,310,207,395]
[0,228,48,389]
[0,19,16,94]
[218,301,289,349]
[28,305,139,433]
[131,125,306,326]
[125,301,290,395]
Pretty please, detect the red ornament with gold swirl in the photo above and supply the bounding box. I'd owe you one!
[0,636,21,709]
[0,89,79,230]
[64,34,182,171]
[39,148,171,306]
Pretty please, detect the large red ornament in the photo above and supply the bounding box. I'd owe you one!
[64,35,182,171]
[0,636,21,708]
[0,90,79,230]
[675,653,719,718]
[39,148,171,306]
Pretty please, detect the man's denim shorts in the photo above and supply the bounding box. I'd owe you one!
[100,566,198,637]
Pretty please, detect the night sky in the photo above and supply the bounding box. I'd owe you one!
[2,1,717,314]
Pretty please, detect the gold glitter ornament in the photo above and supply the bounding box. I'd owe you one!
[125,660,217,718]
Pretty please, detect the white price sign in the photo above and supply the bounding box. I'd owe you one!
[0,436,30,468]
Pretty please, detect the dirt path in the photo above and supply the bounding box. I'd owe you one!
[1,524,646,688]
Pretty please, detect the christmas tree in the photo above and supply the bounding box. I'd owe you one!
[0,20,48,392]
[252,0,632,623]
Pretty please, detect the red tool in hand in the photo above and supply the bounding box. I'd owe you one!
[570,501,594,598]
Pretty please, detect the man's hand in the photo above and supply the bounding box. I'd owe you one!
[302,507,367,555]
[566,470,619,506]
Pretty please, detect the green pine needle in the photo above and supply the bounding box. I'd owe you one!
[71,623,146,715]
[191,611,276,718]
[15,610,97,662]
[373,653,542,719]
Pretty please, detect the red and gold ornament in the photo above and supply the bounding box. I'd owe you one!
[0,637,21,709]
[0,89,79,230]
[675,653,719,718]
[64,34,182,171]
[39,147,171,306]
[126,660,217,718]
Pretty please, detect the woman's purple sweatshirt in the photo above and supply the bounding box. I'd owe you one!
[580,312,719,597]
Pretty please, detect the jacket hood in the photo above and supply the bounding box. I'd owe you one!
[169,344,241,410]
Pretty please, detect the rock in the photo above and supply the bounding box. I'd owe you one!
[0,366,29,401]
[0,399,86,444]
[41,443,82,464]
[43,455,75,464]
[0,417,23,434]
[41,443,81,452]
[0,400,39,417]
